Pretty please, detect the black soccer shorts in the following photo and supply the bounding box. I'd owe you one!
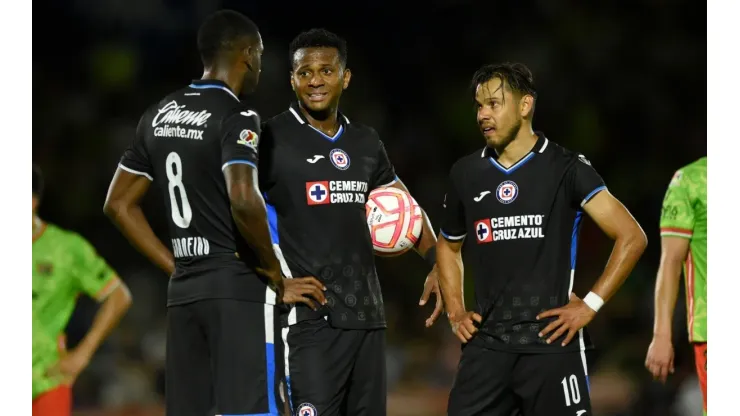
[165,299,287,416]
[283,318,386,416]
[448,343,592,416]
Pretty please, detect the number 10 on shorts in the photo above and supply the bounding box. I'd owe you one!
[561,374,581,406]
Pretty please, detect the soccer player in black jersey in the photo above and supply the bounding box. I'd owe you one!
[258,29,443,416]
[103,10,325,416]
[437,63,648,416]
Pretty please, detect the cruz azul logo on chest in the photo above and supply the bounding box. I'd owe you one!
[306,180,368,205]
[474,214,546,244]
[329,149,350,170]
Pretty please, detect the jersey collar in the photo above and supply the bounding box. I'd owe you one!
[188,79,240,101]
[481,131,549,175]
[288,102,350,142]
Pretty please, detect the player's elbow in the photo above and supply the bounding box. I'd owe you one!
[621,223,648,256]
[108,283,133,312]
[103,197,124,221]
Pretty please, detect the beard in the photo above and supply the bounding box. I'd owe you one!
[486,117,522,153]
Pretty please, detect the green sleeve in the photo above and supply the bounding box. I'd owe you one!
[70,234,118,301]
[659,169,695,239]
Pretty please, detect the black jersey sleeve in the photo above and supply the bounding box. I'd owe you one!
[221,108,261,170]
[370,140,398,189]
[567,154,607,208]
[119,113,154,180]
[440,169,467,241]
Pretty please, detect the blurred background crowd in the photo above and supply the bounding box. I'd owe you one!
[33,0,706,415]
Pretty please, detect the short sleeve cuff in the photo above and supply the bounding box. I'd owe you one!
[377,175,399,188]
[441,229,466,241]
[660,227,693,239]
[580,185,607,207]
[93,275,121,302]
[221,160,257,171]
[119,163,153,181]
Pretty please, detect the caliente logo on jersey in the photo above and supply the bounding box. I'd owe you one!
[496,180,519,204]
[297,403,317,416]
[330,148,350,170]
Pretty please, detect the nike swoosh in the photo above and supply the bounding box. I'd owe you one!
[240,110,258,117]
[473,191,491,202]
[306,155,325,163]
[576,410,587,416]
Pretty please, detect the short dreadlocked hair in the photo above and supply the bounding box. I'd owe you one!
[289,28,348,68]
[197,10,260,67]
[470,62,538,105]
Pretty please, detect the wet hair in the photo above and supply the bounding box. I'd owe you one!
[470,62,538,104]
[197,10,260,67]
[289,28,348,68]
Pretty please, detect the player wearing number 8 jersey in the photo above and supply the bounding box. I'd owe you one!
[104,10,324,416]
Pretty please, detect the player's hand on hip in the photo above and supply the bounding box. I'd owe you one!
[448,310,483,343]
[282,277,327,311]
[537,293,596,347]
[45,347,92,386]
[419,265,444,328]
[645,335,675,383]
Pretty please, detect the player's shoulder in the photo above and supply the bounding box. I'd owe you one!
[449,147,491,177]
[43,223,90,247]
[263,108,297,131]
[542,139,592,166]
[669,157,707,189]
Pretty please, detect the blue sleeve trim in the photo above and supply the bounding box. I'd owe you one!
[221,160,257,171]
[581,185,607,207]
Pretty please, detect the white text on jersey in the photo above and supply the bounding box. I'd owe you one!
[152,101,211,127]
[172,236,211,258]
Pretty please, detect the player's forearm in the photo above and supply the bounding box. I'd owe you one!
[414,209,437,257]
[437,238,465,315]
[77,285,132,358]
[652,257,683,339]
[230,193,281,279]
[589,229,647,303]
[104,203,175,275]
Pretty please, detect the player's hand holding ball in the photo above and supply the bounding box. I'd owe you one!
[448,309,483,343]
[537,293,596,346]
[645,335,675,383]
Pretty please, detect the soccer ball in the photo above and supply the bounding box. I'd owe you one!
[366,187,422,256]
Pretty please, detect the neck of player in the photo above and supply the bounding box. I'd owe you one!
[494,127,537,167]
[298,102,340,137]
[201,68,242,97]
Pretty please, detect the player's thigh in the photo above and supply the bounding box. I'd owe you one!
[286,318,361,416]
[344,329,387,416]
[693,342,707,414]
[448,343,519,416]
[32,385,71,416]
[513,351,591,416]
[199,299,284,415]
[165,304,213,416]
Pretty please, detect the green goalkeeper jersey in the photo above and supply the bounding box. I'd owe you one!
[32,223,119,398]
[659,157,707,343]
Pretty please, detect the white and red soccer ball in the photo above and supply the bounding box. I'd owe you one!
[365,187,422,256]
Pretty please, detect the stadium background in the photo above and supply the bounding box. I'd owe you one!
[32,1,706,415]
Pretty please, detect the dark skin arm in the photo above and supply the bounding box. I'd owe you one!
[104,169,175,275]
[538,191,648,346]
[645,236,688,382]
[224,164,326,308]
[388,180,443,327]
[437,236,482,343]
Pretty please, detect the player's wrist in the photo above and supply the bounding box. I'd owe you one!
[423,246,437,268]
[582,291,604,312]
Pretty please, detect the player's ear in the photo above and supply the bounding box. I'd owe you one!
[290,72,296,91]
[342,68,351,90]
[520,95,534,118]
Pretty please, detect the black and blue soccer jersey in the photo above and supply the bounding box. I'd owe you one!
[119,79,274,306]
[259,102,398,329]
[440,132,606,353]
